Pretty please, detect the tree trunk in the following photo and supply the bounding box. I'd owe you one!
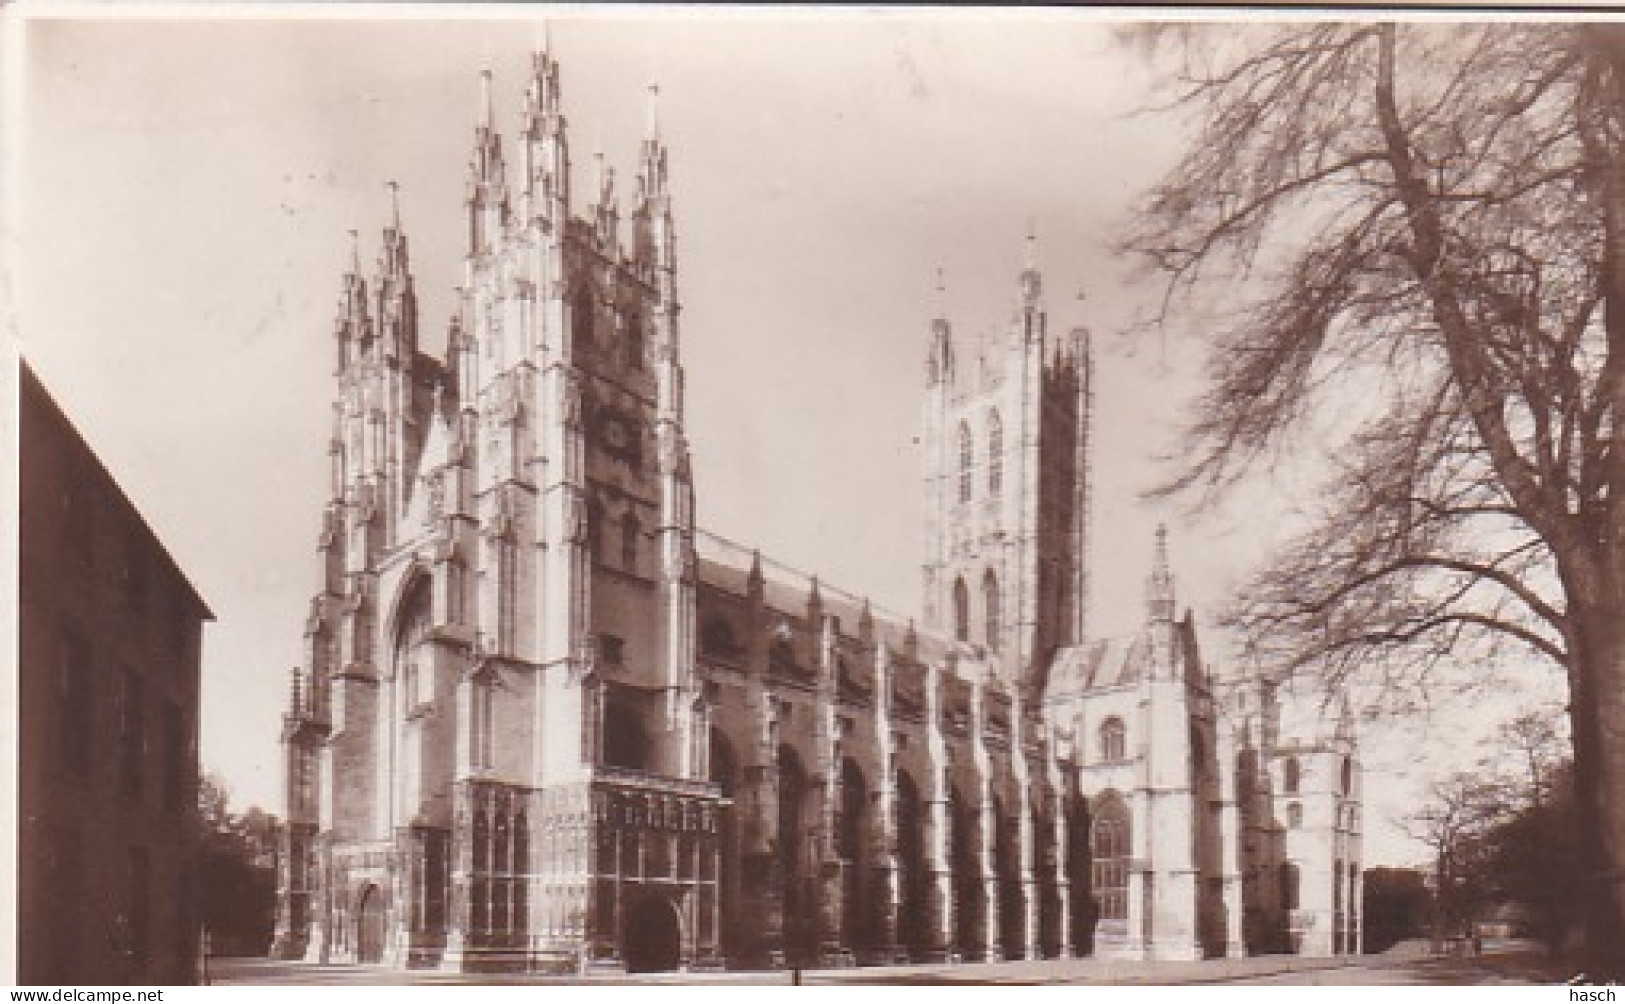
[1572,22,1625,983]
[1565,602,1625,979]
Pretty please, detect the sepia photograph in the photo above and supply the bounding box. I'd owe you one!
[9,4,1623,988]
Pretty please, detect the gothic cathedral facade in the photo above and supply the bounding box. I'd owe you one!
[273,48,1364,973]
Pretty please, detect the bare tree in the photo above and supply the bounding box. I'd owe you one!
[1121,22,1625,976]
[1502,711,1567,810]
[1403,772,1508,953]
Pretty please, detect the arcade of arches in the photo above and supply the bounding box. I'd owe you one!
[700,724,1111,966]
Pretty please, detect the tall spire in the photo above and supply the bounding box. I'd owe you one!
[381,181,409,276]
[468,68,508,254]
[520,28,568,221]
[335,226,370,371]
[638,78,667,177]
[376,180,415,360]
[634,80,671,268]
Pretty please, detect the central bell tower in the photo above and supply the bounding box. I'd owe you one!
[920,235,1092,694]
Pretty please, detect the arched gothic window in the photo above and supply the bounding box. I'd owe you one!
[1287,801,1303,828]
[957,422,974,503]
[1284,756,1302,795]
[953,577,970,643]
[701,616,742,661]
[625,311,644,370]
[982,569,1001,652]
[1280,862,1300,911]
[395,578,432,705]
[1100,716,1127,762]
[1091,792,1131,922]
[586,498,605,565]
[571,287,595,358]
[987,409,1003,497]
[769,636,798,675]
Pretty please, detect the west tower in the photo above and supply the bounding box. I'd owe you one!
[276,45,720,973]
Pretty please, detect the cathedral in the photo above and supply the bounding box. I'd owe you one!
[272,47,1363,974]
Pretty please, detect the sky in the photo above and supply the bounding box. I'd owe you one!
[7,5,1569,866]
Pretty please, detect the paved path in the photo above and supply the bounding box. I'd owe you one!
[211,943,1561,986]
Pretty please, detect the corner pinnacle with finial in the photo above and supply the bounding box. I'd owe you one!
[386,180,401,232]
[1149,523,1175,621]
[478,68,494,131]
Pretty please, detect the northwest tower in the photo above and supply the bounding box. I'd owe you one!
[276,45,723,971]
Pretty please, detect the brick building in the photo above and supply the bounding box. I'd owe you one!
[19,361,214,984]
[272,48,1361,973]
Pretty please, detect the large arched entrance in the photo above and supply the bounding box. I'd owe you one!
[623,894,683,973]
[356,885,386,964]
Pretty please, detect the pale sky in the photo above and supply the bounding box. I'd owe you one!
[9,5,1566,867]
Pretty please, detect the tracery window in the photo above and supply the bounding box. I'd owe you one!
[953,577,970,643]
[1091,792,1130,922]
[982,569,1001,651]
